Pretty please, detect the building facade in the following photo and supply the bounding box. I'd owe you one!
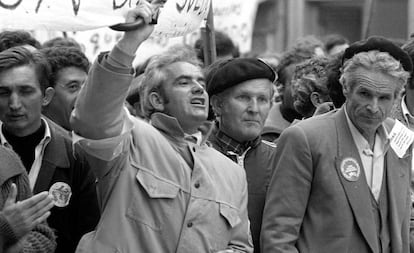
[252,0,412,54]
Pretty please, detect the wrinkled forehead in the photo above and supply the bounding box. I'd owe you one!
[346,67,398,93]
[164,61,203,79]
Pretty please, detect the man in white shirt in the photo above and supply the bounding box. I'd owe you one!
[0,46,99,253]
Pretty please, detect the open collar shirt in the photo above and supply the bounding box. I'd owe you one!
[345,107,390,201]
[0,117,51,190]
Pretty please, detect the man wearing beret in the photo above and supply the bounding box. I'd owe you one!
[206,58,277,253]
[261,36,413,253]
[71,3,252,253]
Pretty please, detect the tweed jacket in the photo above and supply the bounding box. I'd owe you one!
[261,108,412,253]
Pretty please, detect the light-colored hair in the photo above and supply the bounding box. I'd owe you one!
[339,50,410,97]
[141,46,202,119]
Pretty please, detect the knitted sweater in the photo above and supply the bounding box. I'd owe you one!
[0,145,56,253]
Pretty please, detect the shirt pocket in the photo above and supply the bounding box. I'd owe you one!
[219,202,241,228]
[126,169,180,231]
[135,168,179,198]
[208,202,242,252]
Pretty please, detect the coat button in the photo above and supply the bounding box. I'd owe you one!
[187,222,193,228]
[194,182,200,189]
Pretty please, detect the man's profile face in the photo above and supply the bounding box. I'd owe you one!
[161,61,208,133]
[218,79,273,142]
[47,66,87,130]
[344,67,397,136]
[0,65,44,137]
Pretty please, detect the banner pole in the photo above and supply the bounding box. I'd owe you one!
[362,0,376,39]
[201,0,216,66]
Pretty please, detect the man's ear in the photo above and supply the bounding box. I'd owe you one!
[43,87,55,107]
[148,91,165,111]
[310,92,322,107]
[210,95,223,116]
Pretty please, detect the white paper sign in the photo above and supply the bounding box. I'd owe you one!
[212,0,259,53]
[389,120,414,158]
[0,0,210,38]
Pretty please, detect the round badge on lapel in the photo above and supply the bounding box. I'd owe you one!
[340,157,360,182]
[49,182,72,207]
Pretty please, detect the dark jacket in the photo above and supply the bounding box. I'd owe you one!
[0,145,56,253]
[209,132,277,253]
[32,119,100,253]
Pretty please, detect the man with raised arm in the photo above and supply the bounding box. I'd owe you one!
[71,2,252,253]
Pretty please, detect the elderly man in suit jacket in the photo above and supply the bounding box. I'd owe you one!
[261,36,413,253]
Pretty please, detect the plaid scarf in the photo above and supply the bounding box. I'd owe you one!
[214,130,261,156]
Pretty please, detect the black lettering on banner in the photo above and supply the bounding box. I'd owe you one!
[0,0,23,10]
[113,0,130,10]
[72,0,80,15]
[186,0,196,12]
[35,0,43,13]
[195,0,208,15]
[176,0,185,13]
[35,0,80,15]
[176,0,207,14]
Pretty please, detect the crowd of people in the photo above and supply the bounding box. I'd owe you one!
[1,2,414,253]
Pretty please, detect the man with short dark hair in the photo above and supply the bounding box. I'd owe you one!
[261,48,311,141]
[323,34,349,56]
[71,3,252,253]
[0,30,41,52]
[206,57,277,253]
[42,37,83,51]
[194,30,239,65]
[261,36,413,253]
[0,46,99,253]
[41,46,89,131]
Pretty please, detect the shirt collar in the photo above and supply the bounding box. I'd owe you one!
[150,112,213,145]
[214,127,261,156]
[151,113,186,139]
[184,132,203,145]
[344,106,390,155]
[0,117,52,147]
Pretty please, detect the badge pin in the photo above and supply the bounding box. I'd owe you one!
[340,158,360,182]
[49,182,72,207]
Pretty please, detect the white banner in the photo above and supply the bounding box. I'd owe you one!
[212,0,259,54]
[0,0,211,38]
[24,0,261,65]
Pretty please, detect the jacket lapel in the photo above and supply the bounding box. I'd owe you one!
[33,119,70,193]
[334,108,379,253]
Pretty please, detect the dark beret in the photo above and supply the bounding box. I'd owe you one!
[342,36,413,73]
[206,58,277,96]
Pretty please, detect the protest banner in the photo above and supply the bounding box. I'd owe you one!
[0,0,211,38]
[1,0,261,65]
